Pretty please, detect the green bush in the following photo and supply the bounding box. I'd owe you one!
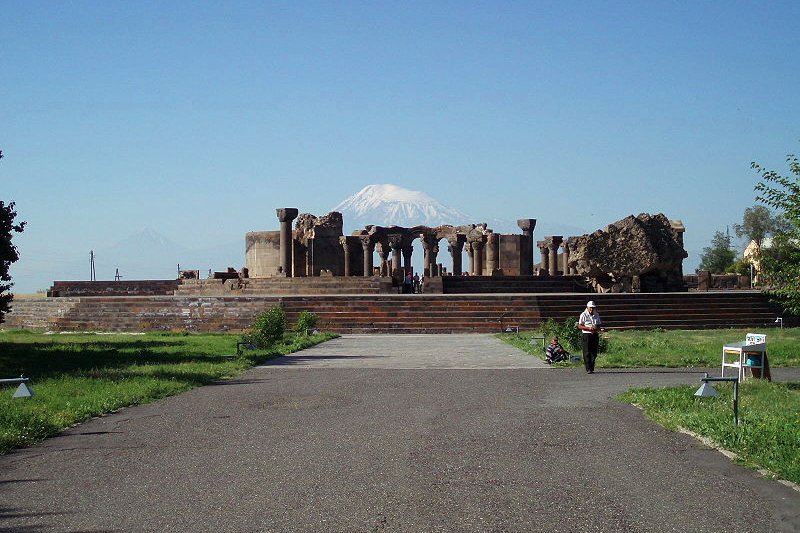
[249,306,287,348]
[294,311,318,333]
[730,257,752,275]
[540,318,581,352]
[540,317,608,353]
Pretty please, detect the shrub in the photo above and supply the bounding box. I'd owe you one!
[248,306,287,348]
[540,317,608,353]
[294,311,318,334]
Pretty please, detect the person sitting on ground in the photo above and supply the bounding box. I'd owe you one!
[545,336,570,364]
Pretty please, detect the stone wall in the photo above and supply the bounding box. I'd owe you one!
[48,280,179,297]
[686,272,752,291]
[497,235,526,276]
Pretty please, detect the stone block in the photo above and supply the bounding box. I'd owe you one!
[245,231,280,278]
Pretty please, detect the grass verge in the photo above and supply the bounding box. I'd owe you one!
[619,381,800,485]
[0,329,337,454]
[498,327,800,368]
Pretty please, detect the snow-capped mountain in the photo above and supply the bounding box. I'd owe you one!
[332,184,472,230]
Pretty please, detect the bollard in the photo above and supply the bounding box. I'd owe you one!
[0,376,35,399]
[695,373,739,425]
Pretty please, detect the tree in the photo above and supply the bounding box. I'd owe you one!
[697,230,736,274]
[1,150,28,323]
[733,205,791,252]
[751,151,800,314]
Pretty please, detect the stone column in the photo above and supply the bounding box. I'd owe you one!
[472,240,485,276]
[448,235,465,276]
[402,245,413,276]
[486,233,499,273]
[537,240,549,275]
[562,241,571,276]
[546,236,563,276]
[276,208,299,277]
[466,242,474,275]
[388,235,403,276]
[517,219,537,275]
[420,232,435,276]
[376,241,391,276]
[433,244,442,276]
[360,236,374,277]
[340,236,351,277]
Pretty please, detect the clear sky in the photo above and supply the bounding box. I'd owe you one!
[2,1,799,292]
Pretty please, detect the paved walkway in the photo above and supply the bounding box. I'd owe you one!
[265,334,551,369]
[1,335,798,532]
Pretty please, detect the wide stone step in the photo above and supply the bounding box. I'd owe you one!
[4,291,793,333]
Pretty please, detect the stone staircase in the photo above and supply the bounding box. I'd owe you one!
[174,276,394,296]
[442,275,593,294]
[2,291,792,334]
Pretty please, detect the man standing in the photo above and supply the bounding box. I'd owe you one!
[578,301,603,374]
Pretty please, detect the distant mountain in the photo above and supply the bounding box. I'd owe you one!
[11,228,244,293]
[101,228,243,280]
[332,184,472,231]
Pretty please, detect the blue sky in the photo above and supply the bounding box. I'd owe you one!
[2,1,799,292]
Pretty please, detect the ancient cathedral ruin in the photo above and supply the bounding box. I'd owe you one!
[237,208,687,294]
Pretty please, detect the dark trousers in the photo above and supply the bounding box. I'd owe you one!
[582,332,599,372]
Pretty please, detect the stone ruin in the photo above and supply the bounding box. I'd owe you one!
[244,208,687,293]
[565,213,687,293]
[246,209,536,279]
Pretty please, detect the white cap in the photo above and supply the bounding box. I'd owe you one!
[587,301,596,308]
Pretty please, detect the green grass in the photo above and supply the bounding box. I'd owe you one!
[0,329,337,454]
[499,327,800,483]
[498,327,800,368]
[619,381,800,484]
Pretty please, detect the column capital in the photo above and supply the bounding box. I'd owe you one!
[517,219,537,234]
[388,234,403,250]
[544,235,563,249]
[276,208,299,223]
[359,235,374,249]
[447,235,465,253]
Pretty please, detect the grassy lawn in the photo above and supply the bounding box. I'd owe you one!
[498,327,800,368]
[499,327,800,484]
[0,329,337,454]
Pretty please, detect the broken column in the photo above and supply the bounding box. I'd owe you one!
[517,219,536,275]
[276,208,299,277]
[537,240,549,275]
[486,233,499,273]
[360,235,375,277]
[545,236,563,276]
[448,234,465,276]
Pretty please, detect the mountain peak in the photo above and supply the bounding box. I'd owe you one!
[332,184,470,229]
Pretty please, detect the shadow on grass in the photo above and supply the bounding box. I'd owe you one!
[0,339,235,379]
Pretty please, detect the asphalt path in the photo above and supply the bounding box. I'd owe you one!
[1,335,798,532]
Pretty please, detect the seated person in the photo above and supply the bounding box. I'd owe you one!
[545,337,570,364]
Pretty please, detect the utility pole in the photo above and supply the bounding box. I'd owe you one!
[114,268,122,281]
